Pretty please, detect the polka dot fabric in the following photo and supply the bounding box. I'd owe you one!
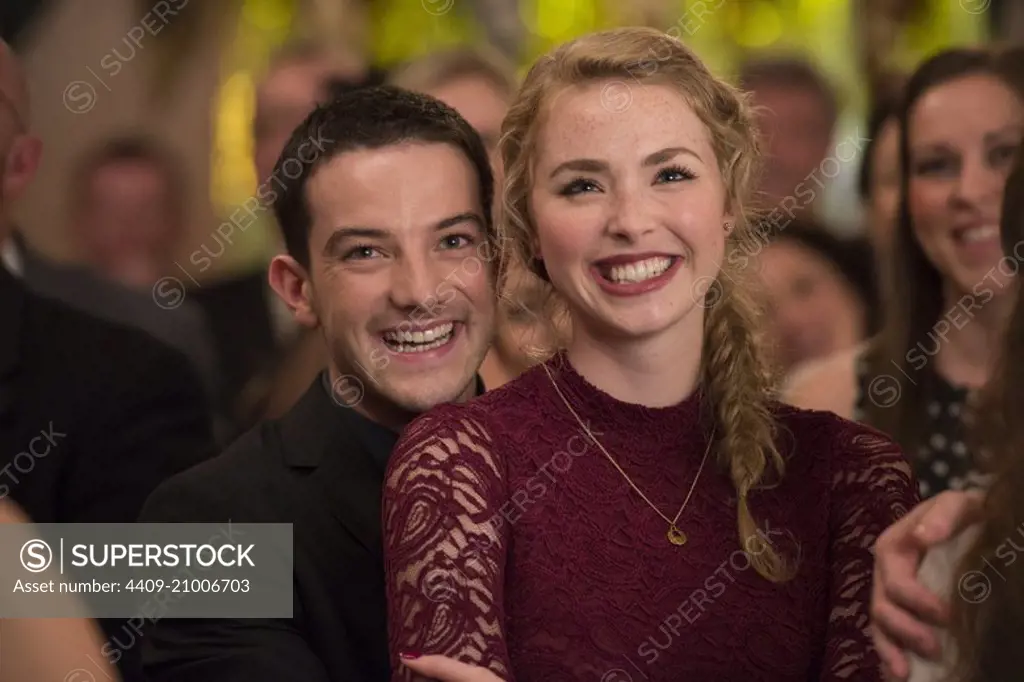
[854,356,981,499]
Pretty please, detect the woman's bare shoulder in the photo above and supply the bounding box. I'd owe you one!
[779,343,865,420]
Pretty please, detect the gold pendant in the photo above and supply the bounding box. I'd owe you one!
[667,525,687,546]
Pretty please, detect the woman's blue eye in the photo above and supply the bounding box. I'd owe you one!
[656,165,696,183]
[560,178,600,196]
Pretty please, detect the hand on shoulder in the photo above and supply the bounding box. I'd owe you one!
[871,490,985,680]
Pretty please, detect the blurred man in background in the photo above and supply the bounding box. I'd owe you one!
[58,135,220,403]
[739,55,839,218]
[70,135,188,290]
[0,37,215,682]
[253,42,367,189]
[389,46,513,182]
[3,138,221,410]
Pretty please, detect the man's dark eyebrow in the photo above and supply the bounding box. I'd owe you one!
[321,213,484,256]
[436,212,484,231]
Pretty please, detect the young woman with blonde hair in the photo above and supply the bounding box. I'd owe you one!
[383,27,917,681]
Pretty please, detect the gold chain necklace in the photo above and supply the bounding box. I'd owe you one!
[543,362,714,547]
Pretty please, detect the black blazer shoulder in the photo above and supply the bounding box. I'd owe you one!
[14,232,220,391]
[139,378,385,554]
[137,379,393,682]
[1,270,215,523]
[139,423,279,521]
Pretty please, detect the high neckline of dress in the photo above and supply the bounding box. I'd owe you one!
[540,350,708,436]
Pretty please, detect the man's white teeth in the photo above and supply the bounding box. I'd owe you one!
[605,257,673,283]
[960,225,998,244]
[383,322,454,353]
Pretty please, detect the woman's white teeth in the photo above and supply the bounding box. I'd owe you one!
[960,225,998,244]
[605,257,673,283]
[383,322,454,353]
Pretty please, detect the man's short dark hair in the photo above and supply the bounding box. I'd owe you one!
[272,85,494,268]
[738,55,838,126]
[72,134,186,215]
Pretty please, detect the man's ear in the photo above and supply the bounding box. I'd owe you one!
[2,134,41,203]
[268,254,318,328]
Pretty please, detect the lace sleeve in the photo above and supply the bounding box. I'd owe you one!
[824,422,919,680]
[382,406,513,682]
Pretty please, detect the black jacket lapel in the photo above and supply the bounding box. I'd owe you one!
[278,380,385,561]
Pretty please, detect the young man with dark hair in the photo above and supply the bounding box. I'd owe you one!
[137,85,498,682]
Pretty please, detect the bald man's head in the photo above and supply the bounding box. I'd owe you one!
[0,39,41,236]
[0,39,29,128]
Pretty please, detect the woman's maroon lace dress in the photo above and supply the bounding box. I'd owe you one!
[383,352,918,681]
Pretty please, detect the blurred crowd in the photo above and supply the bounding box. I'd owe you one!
[7,40,891,438]
[1,12,1023,682]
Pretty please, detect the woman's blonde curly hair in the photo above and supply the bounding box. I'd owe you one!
[497,26,794,582]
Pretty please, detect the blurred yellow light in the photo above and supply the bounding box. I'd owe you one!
[795,0,824,28]
[728,0,783,49]
[520,0,599,43]
[208,0,300,274]
[543,0,592,39]
[243,0,291,32]
[370,0,478,67]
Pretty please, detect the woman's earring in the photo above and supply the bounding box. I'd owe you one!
[724,221,733,234]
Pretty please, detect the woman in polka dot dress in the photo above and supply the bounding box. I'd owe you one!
[783,47,1020,499]
[851,359,985,498]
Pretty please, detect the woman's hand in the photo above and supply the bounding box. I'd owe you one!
[400,653,506,682]
[870,490,984,680]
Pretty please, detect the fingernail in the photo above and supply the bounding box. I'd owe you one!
[400,651,421,660]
